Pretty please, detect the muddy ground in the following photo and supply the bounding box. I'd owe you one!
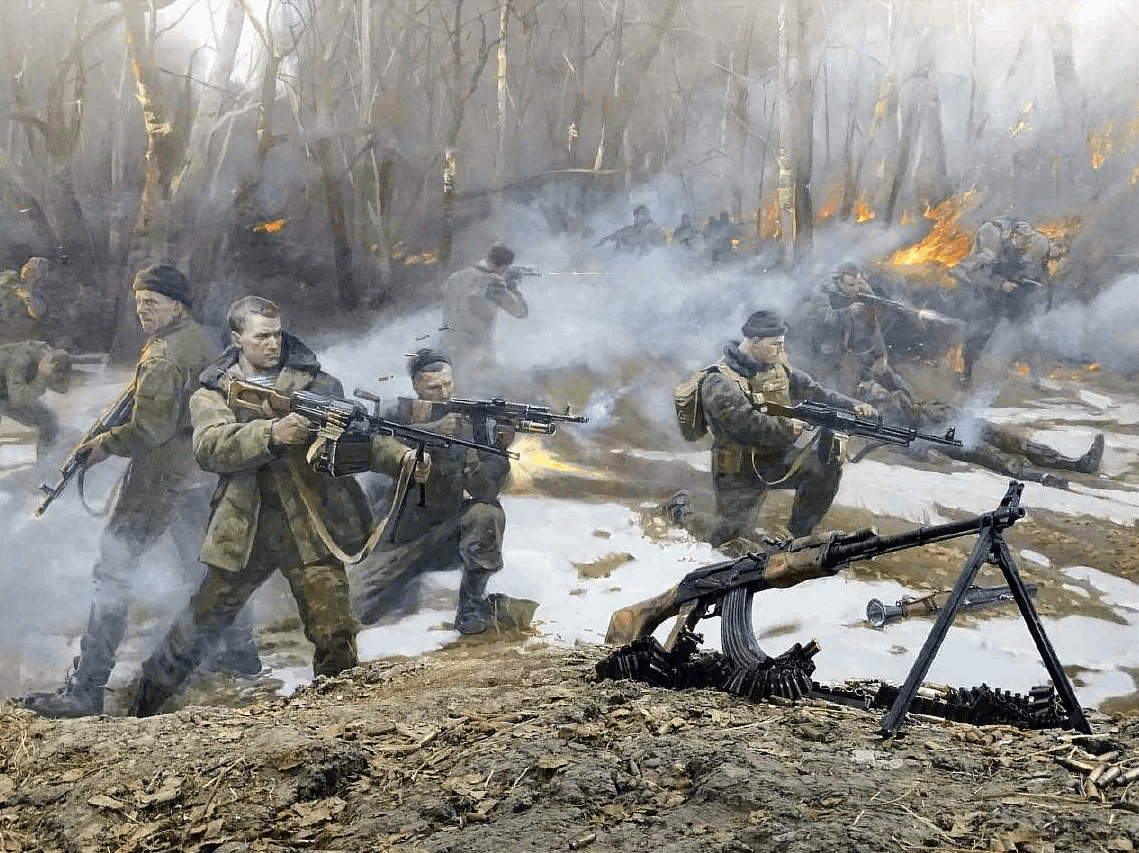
[1,643,1137,853]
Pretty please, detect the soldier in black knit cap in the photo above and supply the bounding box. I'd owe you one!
[24,264,261,718]
[664,309,876,552]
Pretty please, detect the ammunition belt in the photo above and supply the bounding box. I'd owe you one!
[597,636,1070,731]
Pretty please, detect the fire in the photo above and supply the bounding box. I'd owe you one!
[760,195,781,240]
[392,243,440,266]
[817,185,842,223]
[1036,216,1082,242]
[889,191,974,269]
[900,210,914,226]
[252,218,288,234]
[1009,101,1034,138]
[505,436,609,494]
[1088,121,1113,170]
[854,198,875,223]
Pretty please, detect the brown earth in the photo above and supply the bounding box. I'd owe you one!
[2,643,1137,853]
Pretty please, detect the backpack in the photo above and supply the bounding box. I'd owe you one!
[673,362,748,441]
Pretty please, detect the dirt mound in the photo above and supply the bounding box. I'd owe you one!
[2,643,1136,852]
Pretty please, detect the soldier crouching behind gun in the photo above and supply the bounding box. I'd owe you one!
[664,310,876,552]
[350,348,514,635]
[24,266,259,719]
[127,296,427,717]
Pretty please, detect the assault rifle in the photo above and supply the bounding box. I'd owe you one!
[759,400,962,449]
[604,498,1027,672]
[866,583,1038,628]
[36,386,134,517]
[221,378,517,477]
[395,396,587,446]
[837,290,965,329]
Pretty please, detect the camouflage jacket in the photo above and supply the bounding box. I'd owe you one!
[0,340,54,408]
[702,342,859,470]
[191,334,412,571]
[95,316,215,529]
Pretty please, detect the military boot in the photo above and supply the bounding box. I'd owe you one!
[455,567,495,635]
[127,674,176,718]
[1073,433,1105,475]
[23,657,108,719]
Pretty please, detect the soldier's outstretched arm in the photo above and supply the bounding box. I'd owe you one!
[788,366,864,411]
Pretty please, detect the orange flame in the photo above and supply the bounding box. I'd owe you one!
[900,210,914,226]
[760,195,781,240]
[854,198,875,223]
[1088,121,1113,170]
[252,218,288,234]
[1036,217,1082,242]
[817,185,842,223]
[890,191,974,269]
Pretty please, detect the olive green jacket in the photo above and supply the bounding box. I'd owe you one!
[94,316,214,526]
[191,334,412,571]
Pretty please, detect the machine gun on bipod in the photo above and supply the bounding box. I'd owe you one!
[602,482,1090,735]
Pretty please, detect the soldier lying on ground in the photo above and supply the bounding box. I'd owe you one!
[25,266,260,719]
[664,309,876,551]
[858,385,1104,491]
[128,296,426,717]
[350,348,517,635]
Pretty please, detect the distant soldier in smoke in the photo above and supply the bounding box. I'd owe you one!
[663,310,876,551]
[350,348,516,635]
[671,213,698,250]
[0,340,72,450]
[595,204,666,255]
[127,296,424,717]
[801,262,914,413]
[704,211,741,263]
[952,219,1052,384]
[439,242,529,386]
[24,265,260,719]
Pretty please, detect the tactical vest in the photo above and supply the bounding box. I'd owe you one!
[711,360,794,476]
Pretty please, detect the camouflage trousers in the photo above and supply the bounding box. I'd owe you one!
[350,501,505,625]
[136,505,358,704]
[678,434,844,547]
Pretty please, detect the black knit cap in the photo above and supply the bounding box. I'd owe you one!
[132,264,192,307]
[741,309,787,339]
[407,347,452,378]
[487,242,515,267]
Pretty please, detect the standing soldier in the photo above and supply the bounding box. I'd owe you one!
[439,242,528,384]
[0,341,72,450]
[665,310,876,550]
[128,296,424,717]
[953,219,1051,383]
[24,265,259,719]
[351,348,515,635]
[595,204,666,255]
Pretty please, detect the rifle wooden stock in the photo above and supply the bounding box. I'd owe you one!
[605,585,682,646]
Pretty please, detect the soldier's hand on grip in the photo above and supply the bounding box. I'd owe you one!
[272,412,317,446]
